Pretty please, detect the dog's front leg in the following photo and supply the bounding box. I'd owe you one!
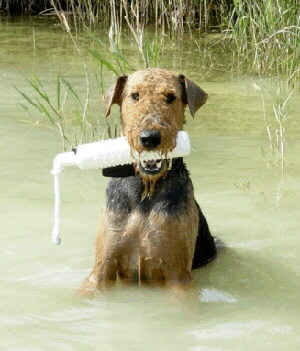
[82,210,129,291]
[81,228,118,292]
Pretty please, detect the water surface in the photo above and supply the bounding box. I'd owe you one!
[1,17,300,351]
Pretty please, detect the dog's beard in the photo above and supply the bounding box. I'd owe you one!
[134,159,170,200]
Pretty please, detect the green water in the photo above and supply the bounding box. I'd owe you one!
[1,17,300,351]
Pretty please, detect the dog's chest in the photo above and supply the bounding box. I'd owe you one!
[104,159,198,276]
[114,208,199,281]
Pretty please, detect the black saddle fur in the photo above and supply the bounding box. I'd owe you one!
[104,158,217,269]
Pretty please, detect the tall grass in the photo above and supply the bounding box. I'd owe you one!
[13,0,299,161]
[254,82,294,174]
[220,0,300,83]
[0,0,223,30]
[2,1,299,82]
[44,0,300,83]
[15,1,164,150]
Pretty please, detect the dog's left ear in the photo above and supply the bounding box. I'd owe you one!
[103,76,128,117]
[179,74,208,117]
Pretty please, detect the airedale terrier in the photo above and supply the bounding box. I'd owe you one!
[83,68,217,289]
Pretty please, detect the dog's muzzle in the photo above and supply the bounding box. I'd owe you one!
[139,129,166,175]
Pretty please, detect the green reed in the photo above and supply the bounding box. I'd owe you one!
[13,0,299,159]
[3,0,299,83]
[15,73,119,150]
[220,0,300,83]
[254,80,295,174]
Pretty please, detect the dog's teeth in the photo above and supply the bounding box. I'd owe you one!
[140,158,163,171]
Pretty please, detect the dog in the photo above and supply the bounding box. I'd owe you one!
[82,68,217,290]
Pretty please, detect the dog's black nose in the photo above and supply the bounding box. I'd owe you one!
[140,130,161,149]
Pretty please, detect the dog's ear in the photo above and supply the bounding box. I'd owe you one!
[103,76,127,117]
[179,74,208,117]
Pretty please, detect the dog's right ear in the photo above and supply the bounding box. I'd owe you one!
[103,76,127,117]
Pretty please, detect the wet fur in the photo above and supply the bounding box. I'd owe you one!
[83,69,216,290]
[83,159,217,289]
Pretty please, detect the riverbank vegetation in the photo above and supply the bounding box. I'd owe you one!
[2,0,299,82]
[10,0,299,172]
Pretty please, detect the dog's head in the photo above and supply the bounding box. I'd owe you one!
[104,68,207,196]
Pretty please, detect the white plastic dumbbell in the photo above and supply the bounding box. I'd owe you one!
[51,131,191,245]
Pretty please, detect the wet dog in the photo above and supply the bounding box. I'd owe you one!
[83,68,217,289]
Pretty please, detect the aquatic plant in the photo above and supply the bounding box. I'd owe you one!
[0,0,224,30]
[220,0,300,83]
[15,1,164,150]
[272,88,294,174]
[2,0,299,82]
[13,0,299,160]
[254,82,294,174]
[15,73,119,150]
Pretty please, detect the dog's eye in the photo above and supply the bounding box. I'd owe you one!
[166,93,176,104]
[131,92,139,101]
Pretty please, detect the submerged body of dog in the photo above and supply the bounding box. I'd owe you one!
[83,68,217,289]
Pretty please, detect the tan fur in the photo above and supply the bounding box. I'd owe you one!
[119,69,199,196]
[121,69,185,155]
[82,68,208,291]
[83,197,199,289]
